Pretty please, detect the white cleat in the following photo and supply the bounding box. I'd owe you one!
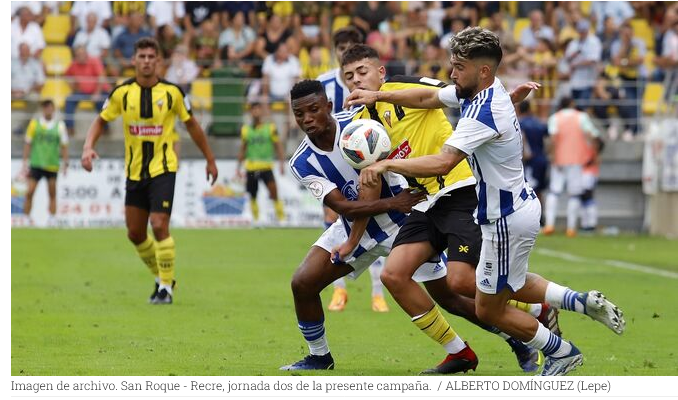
[584,290,625,335]
[540,343,583,376]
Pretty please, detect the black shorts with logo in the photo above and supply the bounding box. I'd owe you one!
[125,172,176,214]
[246,169,275,198]
[393,185,481,266]
[29,167,58,181]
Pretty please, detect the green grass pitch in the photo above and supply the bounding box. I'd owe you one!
[11,229,678,376]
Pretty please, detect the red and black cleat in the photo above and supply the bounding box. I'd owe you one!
[420,343,478,375]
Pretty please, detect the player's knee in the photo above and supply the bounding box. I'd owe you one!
[150,217,170,240]
[290,270,319,298]
[448,272,472,296]
[380,268,405,291]
[475,302,498,326]
[127,230,146,245]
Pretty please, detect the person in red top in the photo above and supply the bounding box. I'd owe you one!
[64,45,110,136]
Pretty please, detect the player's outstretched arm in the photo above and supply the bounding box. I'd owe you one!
[361,145,468,188]
[345,88,444,110]
[81,116,106,172]
[510,82,541,104]
[323,187,424,220]
[185,116,218,185]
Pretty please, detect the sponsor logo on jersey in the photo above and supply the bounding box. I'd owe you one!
[458,245,469,253]
[341,180,358,201]
[484,262,493,276]
[388,140,412,160]
[129,125,163,136]
[480,278,491,287]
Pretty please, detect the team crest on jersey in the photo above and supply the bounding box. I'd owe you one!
[156,99,164,111]
[383,110,392,128]
[309,181,324,199]
[341,180,358,201]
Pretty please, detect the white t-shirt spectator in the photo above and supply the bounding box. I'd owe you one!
[590,1,635,33]
[218,26,256,54]
[11,18,45,58]
[564,35,602,90]
[147,1,186,29]
[11,57,45,94]
[73,27,112,58]
[262,54,301,100]
[71,1,112,31]
[519,25,555,51]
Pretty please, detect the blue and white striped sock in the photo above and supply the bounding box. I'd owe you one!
[545,282,586,313]
[298,319,329,356]
[526,323,572,358]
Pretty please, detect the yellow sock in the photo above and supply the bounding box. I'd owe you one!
[507,300,532,313]
[250,200,259,221]
[274,199,285,221]
[412,306,458,346]
[156,236,175,287]
[135,236,158,277]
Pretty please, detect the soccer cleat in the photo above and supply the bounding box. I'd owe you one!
[539,342,583,376]
[542,225,555,235]
[507,338,542,373]
[583,290,626,335]
[328,288,348,311]
[537,303,562,337]
[151,287,173,304]
[566,228,577,238]
[420,343,478,375]
[149,280,176,303]
[371,295,389,312]
[279,353,335,371]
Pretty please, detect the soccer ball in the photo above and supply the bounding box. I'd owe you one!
[339,119,392,169]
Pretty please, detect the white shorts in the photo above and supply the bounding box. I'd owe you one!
[581,172,597,192]
[476,199,541,294]
[549,165,583,196]
[314,220,447,282]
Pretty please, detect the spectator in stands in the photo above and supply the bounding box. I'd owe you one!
[218,1,256,30]
[517,100,550,209]
[520,9,555,52]
[442,2,478,28]
[590,1,634,34]
[11,2,50,24]
[12,42,45,132]
[183,2,220,42]
[73,13,112,59]
[416,38,448,82]
[611,22,647,140]
[111,1,146,41]
[217,11,256,63]
[598,16,620,63]
[69,1,112,45]
[109,12,152,76]
[517,1,545,19]
[301,44,331,80]
[254,13,296,59]
[655,8,678,101]
[486,10,514,49]
[192,19,220,71]
[261,42,300,103]
[64,45,109,136]
[525,37,557,119]
[439,17,467,52]
[147,1,185,35]
[293,2,330,48]
[353,1,394,35]
[11,6,45,59]
[564,19,602,110]
[164,45,199,94]
[156,24,180,61]
[406,7,439,61]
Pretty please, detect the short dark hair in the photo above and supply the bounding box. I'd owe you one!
[518,100,531,114]
[558,96,574,111]
[134,37,160,55]
[333,26,364,47]
[290,80,326,101]
[449,27,503,68]
[40,99,54,108]
[340,44,379,67]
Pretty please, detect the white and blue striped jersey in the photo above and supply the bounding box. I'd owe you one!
[439,78,537,225]
[317,68,350,115]
[290,109,408,258]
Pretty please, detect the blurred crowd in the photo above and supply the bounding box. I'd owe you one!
[10,1,678,141]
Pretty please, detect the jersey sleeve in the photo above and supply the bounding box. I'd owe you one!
[24,119,37,143]
[240,125,248,140]
[174,87,192,122]
[58,121,69,145]
[444,118,497,156]
[580,112,601,138]
[290,160,337,203]
[438,85,460,108]
[100,89,122,122]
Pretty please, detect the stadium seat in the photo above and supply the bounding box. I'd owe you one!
[644,50,656,77]
[43,14,71,45]
[331,15,351,33]
[642,82,665,115]
[41,45,72,75]
[631,19,654,51]
[40,78,71,109]
[513,18,529,43]
[581,1,592,16]
[11,100,27,109]
[191,79,212,111]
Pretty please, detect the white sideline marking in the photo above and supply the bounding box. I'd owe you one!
[535,248,678,280]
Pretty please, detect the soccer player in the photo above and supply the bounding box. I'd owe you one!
[283,80,535,374]
[317,26,389,313]
[22,99,69,225]
[347,27,625,376]
[236,101,286,223]
[338,44,552,373]
[543,97,601,237]
[81,37,218,304]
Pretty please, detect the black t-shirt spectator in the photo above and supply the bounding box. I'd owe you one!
[185,2,218,27]
[354,2,392,32]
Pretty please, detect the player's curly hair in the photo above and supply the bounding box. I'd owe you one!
[449,27,502,68]
[290,80,326,101]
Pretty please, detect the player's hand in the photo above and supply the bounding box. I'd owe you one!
[81,148,99,172]
[344,89,379,109]
[330,241,357,264]
[206,160,218,185]
[360,160,388,188]
[510,82,541,104]
[389,188,426,212]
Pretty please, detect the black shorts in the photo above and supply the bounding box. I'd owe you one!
[29,167,57,181]
[393,185,481,266]
[125,172,176,214]
[246,169,275,198]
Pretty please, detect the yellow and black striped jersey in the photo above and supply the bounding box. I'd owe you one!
[100,78,192,181]
[354,76,476,201]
